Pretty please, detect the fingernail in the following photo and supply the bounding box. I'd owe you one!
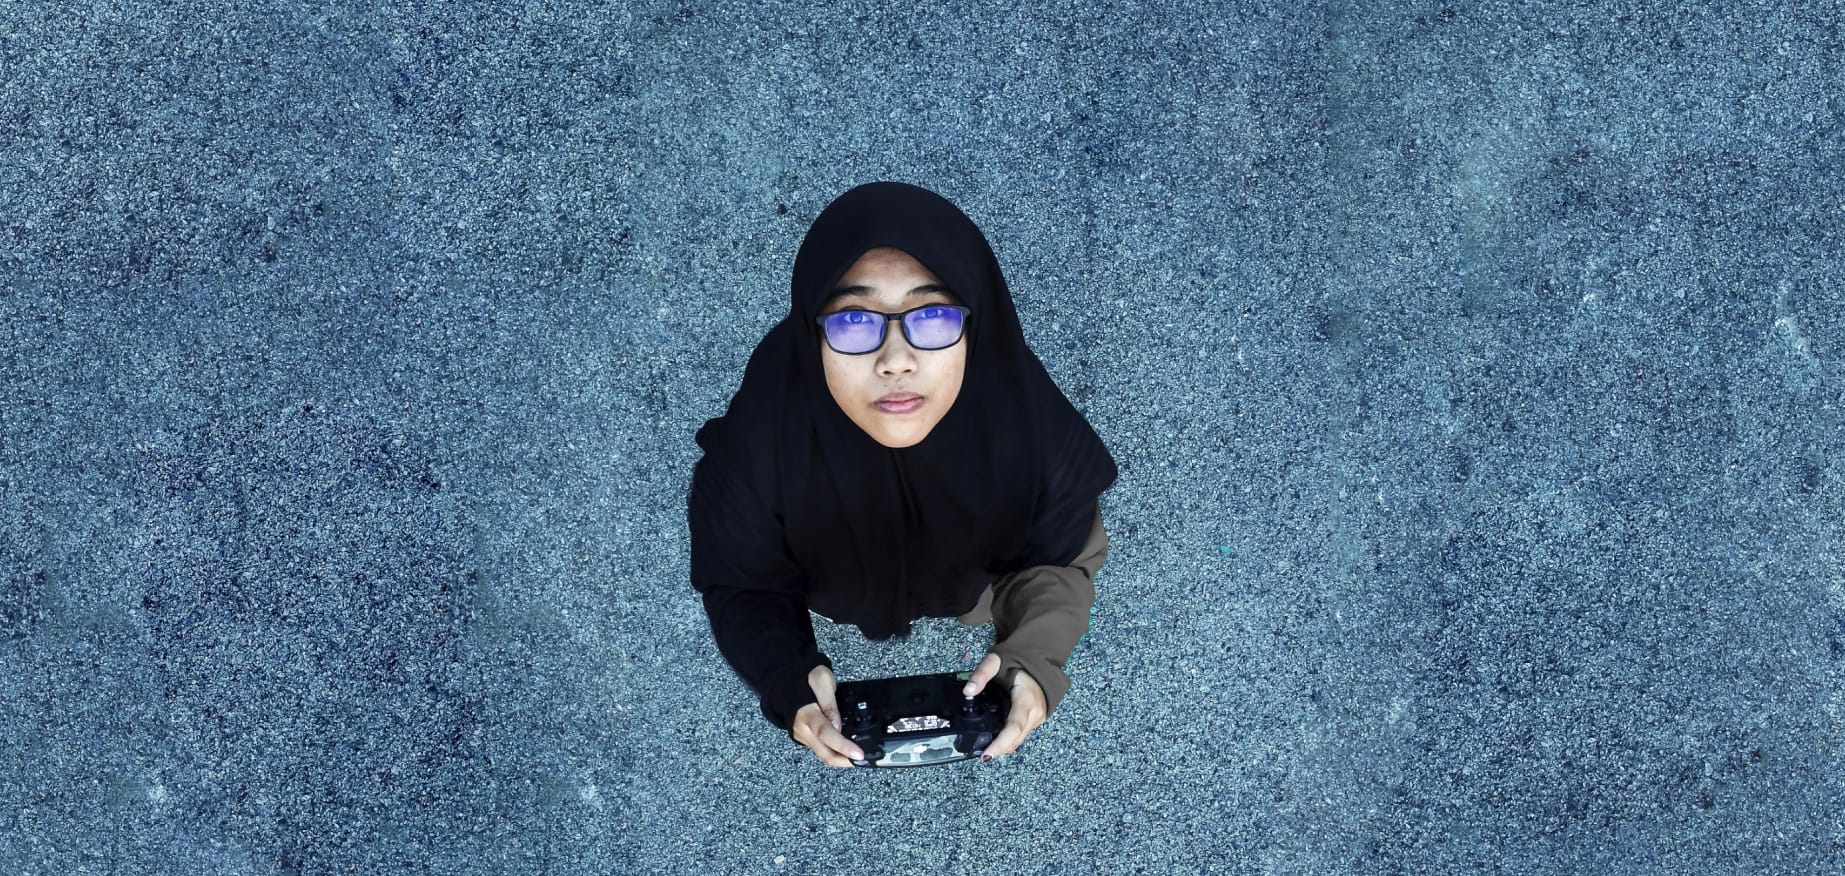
[980,755,992,763]
[962,684,976,696]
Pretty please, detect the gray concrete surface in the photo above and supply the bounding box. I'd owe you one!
[2,1,1840,873]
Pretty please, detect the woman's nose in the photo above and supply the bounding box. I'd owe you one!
[876,332,918,376]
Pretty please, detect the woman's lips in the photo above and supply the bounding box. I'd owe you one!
[875,394,924,414]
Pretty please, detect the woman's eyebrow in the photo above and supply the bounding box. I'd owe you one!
[826,283,952,298]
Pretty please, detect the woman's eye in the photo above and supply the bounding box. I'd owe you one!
[919,307,946,319]
[841,311,873,325]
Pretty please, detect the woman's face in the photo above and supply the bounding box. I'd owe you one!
[818,247,967,448]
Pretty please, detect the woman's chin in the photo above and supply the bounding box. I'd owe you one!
[864,420,938,448]
[845,401,952,448]
[869,429,926,448]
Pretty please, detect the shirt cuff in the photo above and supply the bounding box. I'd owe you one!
[762,652,832,731]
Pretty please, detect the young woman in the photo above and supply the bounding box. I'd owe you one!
[688,181,1117,767]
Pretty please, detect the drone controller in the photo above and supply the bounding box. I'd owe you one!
[834,671,1010,768]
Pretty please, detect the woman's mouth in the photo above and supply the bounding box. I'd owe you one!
[875,393,924,414]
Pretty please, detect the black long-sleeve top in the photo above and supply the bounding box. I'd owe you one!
[701,503,1110,730]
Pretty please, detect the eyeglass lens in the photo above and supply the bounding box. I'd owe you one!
[823,307,965,354]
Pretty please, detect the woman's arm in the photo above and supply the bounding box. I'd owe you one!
[985,501,1109,714]
[700,588,864,766]
[689,447,833,732]
[699,585,832,729]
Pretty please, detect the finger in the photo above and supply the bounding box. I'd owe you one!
[792,711,860,768]
[810,665,837,706]
[984,682,1045,761]
[803,738,854,768]
[984,714,1029,760]
[806,739,855,769]
[962,653,1003,697]
[810,666,842,731]
[814,723,864,766]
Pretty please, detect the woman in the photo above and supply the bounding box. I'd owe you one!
[688,181,1117,767]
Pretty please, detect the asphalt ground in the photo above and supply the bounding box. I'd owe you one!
[2,1,1841,873]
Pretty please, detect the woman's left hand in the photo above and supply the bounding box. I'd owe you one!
[961,653,1046,761]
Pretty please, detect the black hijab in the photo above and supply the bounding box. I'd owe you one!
[688,181,1116,639]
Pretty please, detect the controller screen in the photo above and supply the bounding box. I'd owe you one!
[875,734,963,767]
[888,715,952,733]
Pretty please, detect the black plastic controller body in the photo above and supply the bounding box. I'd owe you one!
[835,671,1009,768]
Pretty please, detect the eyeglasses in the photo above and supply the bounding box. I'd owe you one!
[815,304,971,355]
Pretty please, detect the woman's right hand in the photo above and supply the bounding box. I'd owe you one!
[790,664,865,768]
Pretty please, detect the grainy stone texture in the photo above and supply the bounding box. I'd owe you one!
[2,1,1840,874]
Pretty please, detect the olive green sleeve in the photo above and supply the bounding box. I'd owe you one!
[987,502,1109,714]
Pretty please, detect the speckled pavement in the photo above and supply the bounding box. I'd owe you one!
[2,2,1840,873]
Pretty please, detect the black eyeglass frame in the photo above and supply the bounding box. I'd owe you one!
[813,304,972,355]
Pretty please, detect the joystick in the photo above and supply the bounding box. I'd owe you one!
[844,700,884,762]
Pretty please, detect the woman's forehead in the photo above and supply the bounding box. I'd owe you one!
[835,246,939,282]
[822,245,963,304]
[822,259,961,313]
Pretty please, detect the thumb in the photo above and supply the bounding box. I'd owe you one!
[809,664,841,730]
[963,653,1003,697]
